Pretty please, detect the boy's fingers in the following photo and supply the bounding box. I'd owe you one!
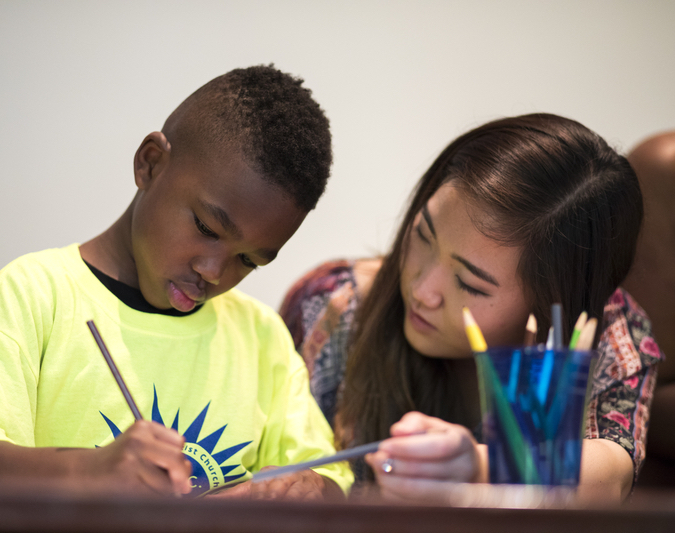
[136,463,182,494]
[253,476,295,499]
[146,421,186,447]
[209,480,252,499]
[182,460,193,494]
[249,471,324,501]
[144,443,192,494]
[119,424,191,495]
[284,481,315,501]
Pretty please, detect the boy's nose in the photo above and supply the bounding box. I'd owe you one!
[192,254,227,285]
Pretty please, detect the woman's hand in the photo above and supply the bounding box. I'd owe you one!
[365,411,488,502]
[207,469,340,501]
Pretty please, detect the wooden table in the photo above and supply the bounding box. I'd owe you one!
[1,483,673,533]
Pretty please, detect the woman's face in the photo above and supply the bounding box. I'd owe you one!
[400,183,531,358]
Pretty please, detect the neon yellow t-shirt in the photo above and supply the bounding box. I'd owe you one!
[0,244,353,495]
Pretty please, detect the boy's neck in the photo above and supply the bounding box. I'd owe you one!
[79,199,138,288]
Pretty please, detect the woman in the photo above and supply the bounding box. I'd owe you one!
[280,114,662,502]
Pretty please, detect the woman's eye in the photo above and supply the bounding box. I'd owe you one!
[194,214,218,238]
[239,254,258,270]
[415,224,431,244]
[455,275,487,297]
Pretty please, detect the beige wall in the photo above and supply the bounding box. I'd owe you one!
[2,0,674,309]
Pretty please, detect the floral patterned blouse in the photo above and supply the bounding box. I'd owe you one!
[279,260,664,483]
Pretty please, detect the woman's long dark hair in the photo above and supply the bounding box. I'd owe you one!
[337,114,643,477]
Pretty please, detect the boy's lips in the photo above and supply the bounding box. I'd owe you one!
[168,281,205,312]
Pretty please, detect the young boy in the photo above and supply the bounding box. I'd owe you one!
[0,65,353,499]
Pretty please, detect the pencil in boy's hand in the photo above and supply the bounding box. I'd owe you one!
[87,320,143,421]
[569,311,588,349]
[575,318,597,351]
[462,307,487,352]
[523,313,537,346]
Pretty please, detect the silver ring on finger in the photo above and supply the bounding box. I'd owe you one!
[381,458,394,474]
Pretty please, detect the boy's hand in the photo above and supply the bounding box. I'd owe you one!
[365,411,488,503]
[90,420,192,496]
[208,468,334,501]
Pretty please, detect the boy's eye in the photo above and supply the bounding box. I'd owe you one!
[239,254,258,270]
[194,214,218,238]
[455,275,488,297]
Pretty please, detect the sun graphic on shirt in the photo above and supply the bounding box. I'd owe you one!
[100,386,252,496]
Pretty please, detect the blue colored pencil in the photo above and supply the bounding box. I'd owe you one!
[252,441,383,482]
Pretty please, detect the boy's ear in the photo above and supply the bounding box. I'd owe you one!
[134,132,172,189]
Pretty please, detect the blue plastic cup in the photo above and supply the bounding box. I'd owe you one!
[476,346,594,486]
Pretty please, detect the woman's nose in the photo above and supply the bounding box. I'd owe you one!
[411,265,443,309]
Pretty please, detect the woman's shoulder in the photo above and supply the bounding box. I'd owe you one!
[279,259,379,351]
[280,259,356,317]
[597,288,664,384]
[602,288,662,357]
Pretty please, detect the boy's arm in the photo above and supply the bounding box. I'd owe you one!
[212,358,353,501]
[211,467,344,501]
[262,342,353,497]
[0,421,192,496]
[1,325,191,495]
[0,256,192,495]
[210,315,353,501]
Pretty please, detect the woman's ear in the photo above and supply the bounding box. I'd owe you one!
[133,132,172,190]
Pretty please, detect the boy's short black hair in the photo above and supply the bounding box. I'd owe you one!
[162,65,332,211]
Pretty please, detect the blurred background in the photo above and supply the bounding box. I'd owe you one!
[1,0,674,309]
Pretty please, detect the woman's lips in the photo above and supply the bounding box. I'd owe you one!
[407,308,437,333]
[168,281,202,312]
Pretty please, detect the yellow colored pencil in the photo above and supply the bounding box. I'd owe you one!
[463,307,488,352]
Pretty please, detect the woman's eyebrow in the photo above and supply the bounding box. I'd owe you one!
[422,205,436,237]
[451,253,500,287]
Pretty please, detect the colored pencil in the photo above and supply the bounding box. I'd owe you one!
[252,441,383,482]
[87,320,143,421]
[575,318,597,351]
[462,307,487,352]
[569,312,588,349]
[551,304,563,350]
[523,314,537,346]
[545,327,554,350]
[462,307,540,484]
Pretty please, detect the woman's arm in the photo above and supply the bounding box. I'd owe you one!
[577,438,633,502]
[365,412,633,505]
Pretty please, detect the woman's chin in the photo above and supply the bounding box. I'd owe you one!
[404,327,470,359]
